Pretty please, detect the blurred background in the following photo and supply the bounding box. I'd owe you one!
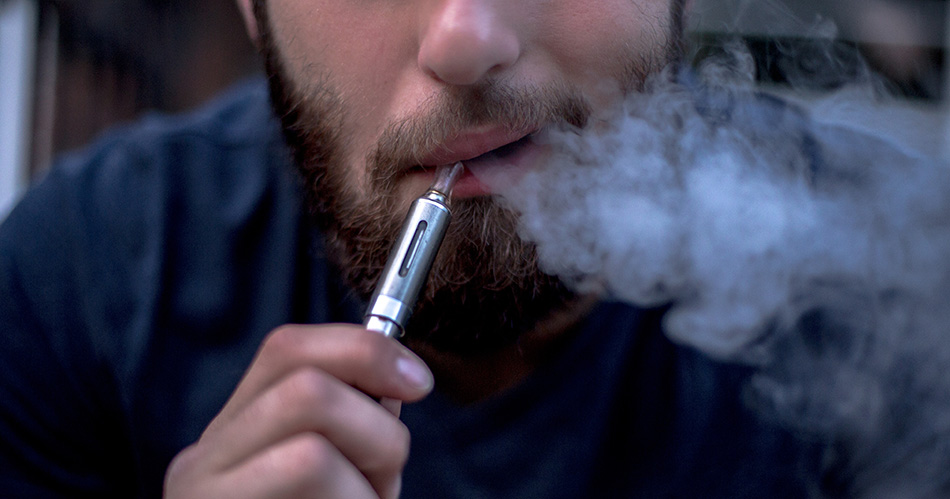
[0,0,947,217]
[0,0,258,217]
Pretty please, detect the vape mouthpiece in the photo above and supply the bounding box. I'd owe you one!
[430,161,465,198]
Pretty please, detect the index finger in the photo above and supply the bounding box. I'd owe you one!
[216,324,432,425]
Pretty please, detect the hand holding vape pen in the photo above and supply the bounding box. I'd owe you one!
[363,162,464,338]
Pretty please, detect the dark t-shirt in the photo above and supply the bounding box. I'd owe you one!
[0,79,820,497]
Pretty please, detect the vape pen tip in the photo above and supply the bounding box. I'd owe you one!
[430,161,465,197]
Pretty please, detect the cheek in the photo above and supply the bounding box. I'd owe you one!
[269,2,405,89]
[547,1,673,98]
[267,1,416,185]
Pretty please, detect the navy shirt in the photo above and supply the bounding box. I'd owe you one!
[0,79,820,497]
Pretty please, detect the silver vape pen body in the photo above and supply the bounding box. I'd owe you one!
[363,162,463,338]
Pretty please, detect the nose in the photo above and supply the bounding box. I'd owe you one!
[418,0,521,86]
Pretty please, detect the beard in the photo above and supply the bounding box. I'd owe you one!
[253,1,682,355]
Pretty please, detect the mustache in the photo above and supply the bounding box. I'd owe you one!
[367,81,593,191]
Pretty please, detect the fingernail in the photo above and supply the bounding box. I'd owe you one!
[396,356,433,391]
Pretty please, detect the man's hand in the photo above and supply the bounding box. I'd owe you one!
[163,324,434,499]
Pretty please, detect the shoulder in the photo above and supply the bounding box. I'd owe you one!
[79,76,281,163]
[0,77,305,341]
[1,76,295,254]
[42,76,287,211]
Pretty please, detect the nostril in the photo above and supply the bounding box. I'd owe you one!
[418,9,520,86]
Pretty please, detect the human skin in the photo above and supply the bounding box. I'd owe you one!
[164,1,675,497]
[242,0,674,209]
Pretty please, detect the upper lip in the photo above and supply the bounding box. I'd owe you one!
[417,126,536,168]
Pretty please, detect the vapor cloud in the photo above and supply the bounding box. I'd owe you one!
[475,41,950,497]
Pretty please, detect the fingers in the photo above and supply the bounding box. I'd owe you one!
[168,433,380,499]
[379,398,403,417]
[165,323,432,499]
[237,433,376,499]
[201,367,411,495]
[212,324,432,431]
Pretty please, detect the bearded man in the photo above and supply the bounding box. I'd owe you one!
[0,0,821,497]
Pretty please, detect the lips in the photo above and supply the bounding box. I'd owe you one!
[418,126,536,168]
[401,125,543,198]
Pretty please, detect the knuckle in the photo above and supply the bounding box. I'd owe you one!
[280,433,337,487]
[286,367,336,408]
[164,455,186,485]
[167,443,198,475]
[294,433,333,470]
[163,444,201,494]
[261,324,302,359]
[389,422,412,467]
[369,421,412,473]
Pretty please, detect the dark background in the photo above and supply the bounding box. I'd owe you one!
[26,0,258,176]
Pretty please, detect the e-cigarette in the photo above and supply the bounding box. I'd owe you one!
[363,162,464,338]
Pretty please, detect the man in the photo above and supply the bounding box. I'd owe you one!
[0,0,820,497]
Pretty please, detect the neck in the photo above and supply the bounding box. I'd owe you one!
[405,295,599,405]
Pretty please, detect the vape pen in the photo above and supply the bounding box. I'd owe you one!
[363,162,464,338]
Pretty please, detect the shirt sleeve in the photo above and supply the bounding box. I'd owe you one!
[0,162,137,496]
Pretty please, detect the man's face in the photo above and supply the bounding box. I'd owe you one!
[245,0,681,353]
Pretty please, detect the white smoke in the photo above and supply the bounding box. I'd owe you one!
[473,36,950,498]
